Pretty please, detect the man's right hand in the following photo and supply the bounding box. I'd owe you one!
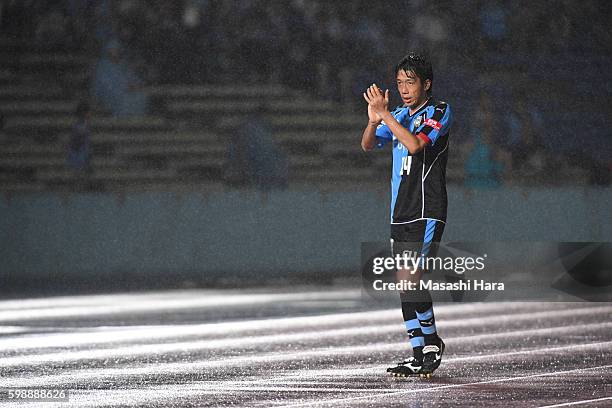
[361,84,385,151]
[364,84,383,125]
[368,103,382,126]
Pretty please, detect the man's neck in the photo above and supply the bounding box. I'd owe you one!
[408,97,430,115]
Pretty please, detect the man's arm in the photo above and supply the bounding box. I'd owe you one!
[378,110,428,154]
[361,123,379,151]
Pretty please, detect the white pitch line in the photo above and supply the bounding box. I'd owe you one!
[0,292,593,321]
[0,308,395,350]
[9,352,611,408]
[0,326,609,389]
[275,364,612,408]
[0,323,398,367]
[0,326,31,334]
[246,338,612,384]
[94,342,612,391]
[0,289,223,310]
[1,309,395,351]
[2,320,611,369]
[0,290,363,322]
[1,303,609,352]
[537,396,612,408]
[2,386,390,408]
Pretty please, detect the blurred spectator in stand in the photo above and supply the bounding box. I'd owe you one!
[505,93,548,179]
[92,39,148,117]
[464,133,504,189]
[247,116,288,191]
[224,131,249,188]
[409,1,449,68]
[66,101,92,174]
[479,0,507,48]
[478,0,508,68]
[464,92,505,188]
[224,112,288,191]
[92,0,115,45]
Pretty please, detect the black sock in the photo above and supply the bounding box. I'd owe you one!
[414,289,439,346]
[401,299,424,360]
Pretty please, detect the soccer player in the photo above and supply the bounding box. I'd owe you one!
[361,53,453,377]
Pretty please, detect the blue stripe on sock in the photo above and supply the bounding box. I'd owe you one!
[416,308,433,321]
[410,336,425,348]
[421,324,437,335]
[404,319,420,330]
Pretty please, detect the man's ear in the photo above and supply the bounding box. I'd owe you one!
[424,79,432,92]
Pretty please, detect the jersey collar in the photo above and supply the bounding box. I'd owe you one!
[407,97,432,117]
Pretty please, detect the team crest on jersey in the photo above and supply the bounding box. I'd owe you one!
[413,113,427,130]
[413,115,423,128]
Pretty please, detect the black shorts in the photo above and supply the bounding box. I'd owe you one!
[390,219,445,262]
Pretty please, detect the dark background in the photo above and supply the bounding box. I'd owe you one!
[0,1,610,294]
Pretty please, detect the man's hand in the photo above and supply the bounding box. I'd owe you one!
[363,84,389,118]
[367,103,382,126]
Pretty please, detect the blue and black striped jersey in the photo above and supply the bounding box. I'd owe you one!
[375,98,453,224]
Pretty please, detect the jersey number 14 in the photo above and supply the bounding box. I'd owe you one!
[401,156,412,176]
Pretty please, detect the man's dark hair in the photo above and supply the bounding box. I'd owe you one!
[394,52,433,95]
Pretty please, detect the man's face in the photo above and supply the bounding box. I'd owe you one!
[396,69,429,108]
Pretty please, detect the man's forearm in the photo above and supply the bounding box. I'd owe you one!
[380,111,426,154]
[361,122,379,151]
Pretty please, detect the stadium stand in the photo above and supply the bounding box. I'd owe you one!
[0,0,609,192]
[0,34,392,192]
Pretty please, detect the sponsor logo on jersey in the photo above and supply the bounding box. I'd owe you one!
[425,118,442,130]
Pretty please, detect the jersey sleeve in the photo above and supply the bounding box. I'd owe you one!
[374,107,409,148]
[374,121,393,148]
[416,102,452,146]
